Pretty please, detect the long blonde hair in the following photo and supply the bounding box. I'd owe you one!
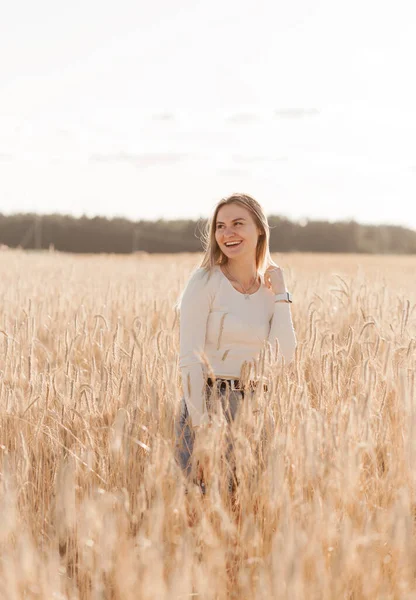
[199,192,272,276]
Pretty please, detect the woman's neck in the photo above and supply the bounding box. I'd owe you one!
[223,258,258,288]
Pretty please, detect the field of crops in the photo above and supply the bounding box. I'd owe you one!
[0,249,415,599]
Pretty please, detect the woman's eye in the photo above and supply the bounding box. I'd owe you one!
[217,222,242,229]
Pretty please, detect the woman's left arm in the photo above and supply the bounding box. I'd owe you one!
[265,265,297,366]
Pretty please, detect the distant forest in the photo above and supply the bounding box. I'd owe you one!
[1,213,415,254]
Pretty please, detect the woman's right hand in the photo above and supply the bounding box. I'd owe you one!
[192,421,212,432]
[193,422,211,488]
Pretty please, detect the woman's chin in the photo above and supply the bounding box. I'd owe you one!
[222,241,244,254]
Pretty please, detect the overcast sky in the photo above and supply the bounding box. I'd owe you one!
[1,0,415,228]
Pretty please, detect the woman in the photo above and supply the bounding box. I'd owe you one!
[174,193,297,495]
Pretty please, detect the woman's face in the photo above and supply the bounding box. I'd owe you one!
[215,203,262,261]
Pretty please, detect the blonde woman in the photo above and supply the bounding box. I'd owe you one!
[174,193,297,495]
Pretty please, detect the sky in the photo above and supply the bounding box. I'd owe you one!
[1,0,416,229]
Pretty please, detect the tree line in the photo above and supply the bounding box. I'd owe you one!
[0,213,415,254]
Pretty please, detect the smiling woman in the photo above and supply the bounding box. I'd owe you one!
[174,192,297,495]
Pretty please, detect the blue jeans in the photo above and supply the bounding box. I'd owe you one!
[174,381,250,495]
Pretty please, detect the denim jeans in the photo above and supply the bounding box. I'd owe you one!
[174,381,255,495]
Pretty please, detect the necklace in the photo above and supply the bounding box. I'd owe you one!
[224,265,259,299]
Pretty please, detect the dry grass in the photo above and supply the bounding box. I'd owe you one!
[0,249,415,599]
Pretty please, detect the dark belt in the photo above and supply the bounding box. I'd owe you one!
[206,377,268,393]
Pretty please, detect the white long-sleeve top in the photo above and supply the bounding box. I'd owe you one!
[178,265,297,426]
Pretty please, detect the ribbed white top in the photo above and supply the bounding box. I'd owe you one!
[178,265,297,426]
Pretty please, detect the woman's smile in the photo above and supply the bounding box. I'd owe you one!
[224,240,243,250]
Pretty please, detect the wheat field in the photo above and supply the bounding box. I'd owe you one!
[0,249,415,599]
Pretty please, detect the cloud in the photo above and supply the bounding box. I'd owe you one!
[217,167,249,176]
[89,152,190,167]
[151,113,176,122]
[226,113,259,124]
[232,155,288,164]
[274,108,320,118]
